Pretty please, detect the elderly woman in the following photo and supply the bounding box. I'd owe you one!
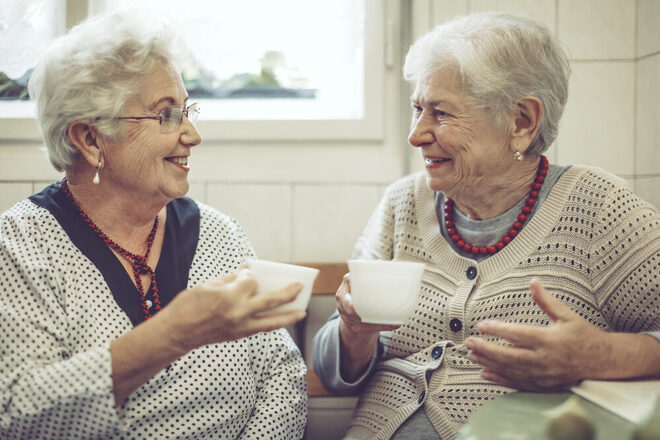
[314,12,660,440]
[0,12,307,440]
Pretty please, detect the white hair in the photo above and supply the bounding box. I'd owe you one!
[28,11,185,171]
[403,12,570,155]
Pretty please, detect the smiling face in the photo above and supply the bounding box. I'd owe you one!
[99,62,201,204]
[408,68,516,199]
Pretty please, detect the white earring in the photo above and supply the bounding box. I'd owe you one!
[513,151,523,161]
[92,160,101,184]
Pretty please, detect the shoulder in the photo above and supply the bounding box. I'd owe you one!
[1,198,56,240]
[380,172,426,207]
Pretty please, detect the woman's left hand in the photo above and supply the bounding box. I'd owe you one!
[465,279,611,391]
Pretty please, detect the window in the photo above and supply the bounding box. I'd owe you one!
[0,0,385,140]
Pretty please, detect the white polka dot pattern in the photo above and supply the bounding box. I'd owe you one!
[346,166,660,439]
[0,199,307,439]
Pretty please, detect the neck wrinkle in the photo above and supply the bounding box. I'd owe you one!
[451,157,540,220]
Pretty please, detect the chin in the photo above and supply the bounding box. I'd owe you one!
[425,174,447,193]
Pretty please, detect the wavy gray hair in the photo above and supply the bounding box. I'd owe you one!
[403,12,570,155]
[28,11,184,172]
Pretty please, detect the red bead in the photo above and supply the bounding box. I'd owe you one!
[457,239,465,248]
[513,221,523,229]
[526,198,536,206]
[447,228,457,235]
[536,175,545,183]
[522,206,532,214]
[539,168,547,176]
[444,206,452,213]
[496,241,505,250]
[503,235,512,244]
[451,234,460,242]
[533,183,542,190]
[488,246,497,254]
[444,214,451,221]
[446,220,455,228]
[464,243,472,252]
[480,246,488,255]
[509,229,518,238]
[471,246,480,255]
[518,214,527,222]
[445,199,454,206]
[530,190,539,198]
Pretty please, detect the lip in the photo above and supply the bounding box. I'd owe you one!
[423,155,451,169]
[165,155,190,171]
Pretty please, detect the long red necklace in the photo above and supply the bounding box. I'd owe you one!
[444,155,549,257]
[60,180,162,319]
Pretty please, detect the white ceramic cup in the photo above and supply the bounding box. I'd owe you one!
[347,259,425,325]
[247,260,319,315]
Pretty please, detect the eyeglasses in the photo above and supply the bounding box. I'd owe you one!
[117,102,200,133]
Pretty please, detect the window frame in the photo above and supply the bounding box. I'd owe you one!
[0,0,385,142]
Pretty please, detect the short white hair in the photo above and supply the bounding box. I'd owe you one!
[403,12,570,155]
[28,11,185,171]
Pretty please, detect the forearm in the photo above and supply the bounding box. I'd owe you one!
[110,312,188,405]
[339,320,380,381]
[597,333,660,380]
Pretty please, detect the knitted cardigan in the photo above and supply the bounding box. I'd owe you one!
[343,166,660,440]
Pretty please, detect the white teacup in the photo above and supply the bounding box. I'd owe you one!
[348,259,425,325]
[247,260,319,315]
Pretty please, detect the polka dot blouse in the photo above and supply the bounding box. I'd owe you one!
[0,184,307,439]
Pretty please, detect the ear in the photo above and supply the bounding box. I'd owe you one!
[67,121,103,168]
[510,96,543,154]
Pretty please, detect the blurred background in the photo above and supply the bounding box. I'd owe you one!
[0,0,658,264]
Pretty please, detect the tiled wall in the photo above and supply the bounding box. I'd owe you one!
[0,0,658,265]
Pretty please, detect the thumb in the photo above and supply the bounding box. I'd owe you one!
[529,278,577,323]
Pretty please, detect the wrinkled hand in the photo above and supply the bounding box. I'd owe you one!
[465,279,610,391]
[336,273,399,380]
[161,268,305,353]
[337,273,400,337]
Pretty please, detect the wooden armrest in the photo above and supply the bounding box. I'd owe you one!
[306,370,334,397]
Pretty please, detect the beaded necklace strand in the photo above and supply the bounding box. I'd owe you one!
[60,180,162,319]
[444,155,549,256]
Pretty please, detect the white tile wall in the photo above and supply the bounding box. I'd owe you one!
[558,0,636,59]
[206,183,292,261]
[636,177,660,211]
[292,184,380,262]
[471,0,556,32]
[635,55,660,175]
[431,0,468,25]
[556,62,635,175]
[0,182,33,212]
[637,0,660,57]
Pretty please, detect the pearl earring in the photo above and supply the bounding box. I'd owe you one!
[93,161,101,184]
[513,151,523,161]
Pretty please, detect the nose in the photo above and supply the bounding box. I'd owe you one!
[180,116,202,148]
[408,114,434,148]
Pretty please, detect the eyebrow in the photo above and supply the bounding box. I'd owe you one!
[410,97,451,108]
[149,95,189,111]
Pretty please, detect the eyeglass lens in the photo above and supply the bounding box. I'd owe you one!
[160,103,200,133]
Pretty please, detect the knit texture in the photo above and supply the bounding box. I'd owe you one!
[345,166,660,440]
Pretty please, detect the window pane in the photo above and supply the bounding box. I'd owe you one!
[0,0,65,101]
[97,0,365,121]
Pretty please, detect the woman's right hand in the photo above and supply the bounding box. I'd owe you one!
[336,273,399,380]
[160,268,305,353]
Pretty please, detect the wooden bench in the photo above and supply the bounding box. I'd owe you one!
[295,262,348,398]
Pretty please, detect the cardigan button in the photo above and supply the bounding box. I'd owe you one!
[466,266,477,280]
[418,390,426,404]
[431,346,443,359]
[450,318,462,332]
[145,300,153,309]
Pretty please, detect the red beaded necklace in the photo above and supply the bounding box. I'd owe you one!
[60,180,162,319]
[444,155,549,257]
